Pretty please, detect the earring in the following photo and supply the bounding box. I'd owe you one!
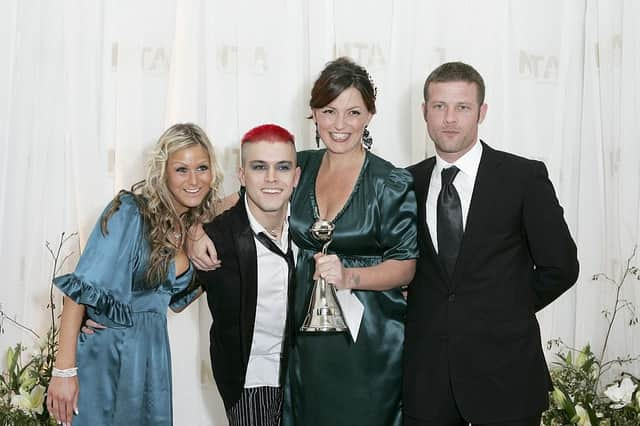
[362,125,373,150]
[315,123,320,148]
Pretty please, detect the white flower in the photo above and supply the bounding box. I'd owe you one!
[10,384,45,415]
[604,377,637,409]
[574,404,592,426]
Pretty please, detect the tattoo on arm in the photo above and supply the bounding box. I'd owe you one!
[348,272,361,289]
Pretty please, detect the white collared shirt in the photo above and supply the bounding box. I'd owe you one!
[243,197,295,388]
[426,140,483,253]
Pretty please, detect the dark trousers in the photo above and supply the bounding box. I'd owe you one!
[404,373,541,426]
[227,386,283,426]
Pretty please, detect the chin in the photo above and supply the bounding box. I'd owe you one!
[181,200,204,211]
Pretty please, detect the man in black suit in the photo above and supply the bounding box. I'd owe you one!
[198,124,300,426]
[403,62,579,426]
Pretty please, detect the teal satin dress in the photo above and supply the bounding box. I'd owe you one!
[54,194,199,426]
[283,150,418,426]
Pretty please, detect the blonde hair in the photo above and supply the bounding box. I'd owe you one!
[102,123,223,287]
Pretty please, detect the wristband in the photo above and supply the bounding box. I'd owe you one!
[52,367,78,378]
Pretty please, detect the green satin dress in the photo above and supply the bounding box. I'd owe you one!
[283,149,418,426]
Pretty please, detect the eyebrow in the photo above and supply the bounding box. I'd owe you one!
[170,159,209,166]
[324,105,362,111]
[249,160,294,165]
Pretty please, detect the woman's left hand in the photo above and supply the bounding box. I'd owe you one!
[313,253,348,289]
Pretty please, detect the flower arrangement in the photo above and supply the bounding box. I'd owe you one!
[0,232,77,426]
[542,246,640,426]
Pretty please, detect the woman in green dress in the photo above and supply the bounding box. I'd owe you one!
[283,57,418,426]
[187,58,418,425]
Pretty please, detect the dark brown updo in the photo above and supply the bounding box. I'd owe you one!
[309,57,377,114]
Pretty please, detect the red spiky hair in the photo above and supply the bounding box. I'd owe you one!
[241,123,295,144]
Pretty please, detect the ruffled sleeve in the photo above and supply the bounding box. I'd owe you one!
[54,194,143,328]
[379,168,419,261]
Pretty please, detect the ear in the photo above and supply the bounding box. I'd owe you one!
[293,166,301,188]
[365,110,374,126]
[237,166,246,187]
[421,102,428,122]
[478,103,488,124]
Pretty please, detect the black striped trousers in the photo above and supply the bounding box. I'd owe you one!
[226,386,283,426]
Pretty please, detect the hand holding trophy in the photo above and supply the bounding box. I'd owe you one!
[300,219,347,332]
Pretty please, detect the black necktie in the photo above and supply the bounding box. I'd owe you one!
[254,232,296,385]
[437,166,463,278]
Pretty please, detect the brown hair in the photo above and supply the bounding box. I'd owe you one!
[423,61,485,105]
[310,57,377,113]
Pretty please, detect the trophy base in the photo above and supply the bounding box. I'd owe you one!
[300,307,348,333]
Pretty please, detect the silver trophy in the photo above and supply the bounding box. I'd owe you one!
[300,219,347,332]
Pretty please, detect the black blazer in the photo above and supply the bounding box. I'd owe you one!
[403,142,579,423]
[198,198,292,411]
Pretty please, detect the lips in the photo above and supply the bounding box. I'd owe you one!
[261,188,283,194]
[329,132,350,142]
[442,129,460,136]
[182,188,205,199]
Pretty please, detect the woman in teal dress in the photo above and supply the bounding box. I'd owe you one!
[46,123,223,426]
[283,57,418,426]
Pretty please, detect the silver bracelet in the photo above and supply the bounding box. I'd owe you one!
[52,367,78,378]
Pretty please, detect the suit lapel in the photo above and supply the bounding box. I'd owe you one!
[451,142,502,290]
[230,199,258,364]
[410,159,451,288]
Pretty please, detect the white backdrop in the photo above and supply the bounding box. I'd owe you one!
[1,1,639,425]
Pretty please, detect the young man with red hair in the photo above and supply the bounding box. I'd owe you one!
[198,124,300,426]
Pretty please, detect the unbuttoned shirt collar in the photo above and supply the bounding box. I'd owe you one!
[244,196,290,251]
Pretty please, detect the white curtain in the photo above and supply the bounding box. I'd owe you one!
[1,1,639,424]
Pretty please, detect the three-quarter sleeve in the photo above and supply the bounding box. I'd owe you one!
[379,168,419,261]
[53,194,143,328]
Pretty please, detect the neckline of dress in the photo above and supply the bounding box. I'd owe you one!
[310,149,369,224]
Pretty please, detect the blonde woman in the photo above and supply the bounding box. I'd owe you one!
[46,123,222,426]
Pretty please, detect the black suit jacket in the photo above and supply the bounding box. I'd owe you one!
[198,198,292,411]
[404,142,579,423]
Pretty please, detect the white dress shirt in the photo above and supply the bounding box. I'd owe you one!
[426,141,483,253]
[243,197,294,388]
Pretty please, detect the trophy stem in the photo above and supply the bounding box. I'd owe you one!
[320,279,327,306]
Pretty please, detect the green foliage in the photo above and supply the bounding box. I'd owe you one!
[0,337,58,425]
[0,232,76,425]
[543,247,640,426]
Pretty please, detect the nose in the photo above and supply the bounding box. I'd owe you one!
[188,171,198,185]
[334,112,346,130]
[444,108,456,124]
[266,166,277,182]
